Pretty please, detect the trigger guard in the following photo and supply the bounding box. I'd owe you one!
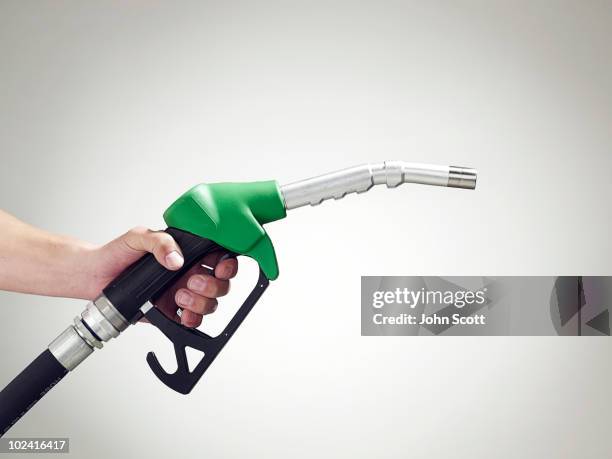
[143,268,270,394]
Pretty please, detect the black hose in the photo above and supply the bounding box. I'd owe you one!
[0,349,67,436]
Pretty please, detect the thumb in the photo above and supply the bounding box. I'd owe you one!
[120,227,184,270]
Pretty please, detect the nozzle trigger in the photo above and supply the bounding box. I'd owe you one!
[143,268,269,394]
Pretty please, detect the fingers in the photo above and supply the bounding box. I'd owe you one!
[187,274,230,298]
[174,266,233,327]
[175,288,218,315]
[173,272,227,315]
[215,258,238,280]
[179,309,203,328]
[122,227,184,270]
[197,253,238,279]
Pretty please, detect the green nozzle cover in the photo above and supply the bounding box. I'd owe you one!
[163,181,286,279]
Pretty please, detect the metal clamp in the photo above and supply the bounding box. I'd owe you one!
[48,294,129,371]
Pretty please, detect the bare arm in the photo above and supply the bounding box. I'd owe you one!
[0,209,97,298]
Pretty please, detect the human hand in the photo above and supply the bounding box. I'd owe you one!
[85,227,237,327]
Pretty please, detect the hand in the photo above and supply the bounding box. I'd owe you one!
[86,227,238,327]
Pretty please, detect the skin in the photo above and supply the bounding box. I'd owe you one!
[0,209,237,328]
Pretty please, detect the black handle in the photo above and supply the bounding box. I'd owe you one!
[0,350,68,436]
[103,228,221,323]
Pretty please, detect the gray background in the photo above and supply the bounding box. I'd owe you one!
[0,1,611,458]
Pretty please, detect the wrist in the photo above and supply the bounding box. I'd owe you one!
[53,236,102,300]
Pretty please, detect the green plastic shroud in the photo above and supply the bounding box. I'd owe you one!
[163,181,286,280]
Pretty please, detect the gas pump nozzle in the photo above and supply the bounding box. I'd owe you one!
[0,159,477,437]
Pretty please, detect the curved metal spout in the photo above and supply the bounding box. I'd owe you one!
[280,161,477,210]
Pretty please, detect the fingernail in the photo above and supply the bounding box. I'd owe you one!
[177,291,193,307]
[188,276,206,293]
[165,251,184,269]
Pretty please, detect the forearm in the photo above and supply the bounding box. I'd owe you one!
[0,210,97,299]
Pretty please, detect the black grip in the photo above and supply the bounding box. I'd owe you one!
[0,349,68,437]
[103,228,220,323]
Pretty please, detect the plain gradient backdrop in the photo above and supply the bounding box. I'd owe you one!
[0,1,611,458]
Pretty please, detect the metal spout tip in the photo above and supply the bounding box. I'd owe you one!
[448,166,477,190]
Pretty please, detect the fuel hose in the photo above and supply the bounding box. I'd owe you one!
[0,350,67,435]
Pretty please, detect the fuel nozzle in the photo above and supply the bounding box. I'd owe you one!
[280,161,477,210]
